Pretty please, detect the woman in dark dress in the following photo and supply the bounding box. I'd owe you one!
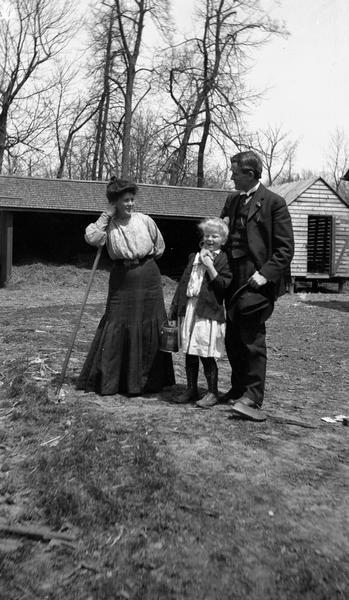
[77,177,175,396]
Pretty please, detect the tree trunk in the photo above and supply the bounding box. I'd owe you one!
[56,135,72,178]
[98,91,110,180]
[0,110,8,174]
[121,65,136,178]
[91,96,105,181]
[168,108,201,186]
[96,14,113,180]
[197,98,211,187]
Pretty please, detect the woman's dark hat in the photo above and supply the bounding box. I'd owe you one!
[106,176,138,200]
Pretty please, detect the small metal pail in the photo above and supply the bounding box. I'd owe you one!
[160,322,179,353]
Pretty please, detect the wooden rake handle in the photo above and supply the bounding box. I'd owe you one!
[55,246,103,397]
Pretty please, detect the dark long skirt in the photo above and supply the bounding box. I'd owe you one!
[77,258,175,395]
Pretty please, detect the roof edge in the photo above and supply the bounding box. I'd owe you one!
[0,173,228,194]
[270,176,349,206]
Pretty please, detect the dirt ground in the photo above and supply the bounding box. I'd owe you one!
[0,264,348,600]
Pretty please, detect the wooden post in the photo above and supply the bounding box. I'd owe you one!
[288,276,296,294]
[0,211,13,288]
[311,279,319,293]
[338,279,345,293]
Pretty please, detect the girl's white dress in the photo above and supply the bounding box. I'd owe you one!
[180,252,226,358]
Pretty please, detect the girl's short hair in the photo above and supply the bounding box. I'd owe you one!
[198,217,229,244]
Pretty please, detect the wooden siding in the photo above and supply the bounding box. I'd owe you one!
[289,181,349,277]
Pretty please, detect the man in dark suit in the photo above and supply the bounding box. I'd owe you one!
[220,150,294,420]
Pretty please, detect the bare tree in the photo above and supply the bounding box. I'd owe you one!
[160,0,284,187]
[87,4,116,180]
[55,100,102,179]
[112,0,172,177]
[325,128,349,191]
[84,0,171,179]
[3,87,56,174]
[236,124,298,185]
[47,65,101,178]
[0,0,77,173]
[127,109,164,182]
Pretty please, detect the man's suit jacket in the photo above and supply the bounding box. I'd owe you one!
[220,183,294,299]
[169,251,232,323]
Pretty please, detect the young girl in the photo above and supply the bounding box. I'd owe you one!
[168,217,232,408]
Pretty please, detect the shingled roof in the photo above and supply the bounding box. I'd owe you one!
[4,174,346,217]
[270,176,349,207]
[270,176,323,205]
[0,175,228,219]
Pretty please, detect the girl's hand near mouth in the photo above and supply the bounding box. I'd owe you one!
[199,248,214,267]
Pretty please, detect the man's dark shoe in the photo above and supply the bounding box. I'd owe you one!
[220,388,243,403]
[230,396,266,422]
[228,395,255,407]
[172,389,198,404]
[196,392,218,409]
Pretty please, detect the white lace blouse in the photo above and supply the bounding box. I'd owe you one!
[84,212,165,260]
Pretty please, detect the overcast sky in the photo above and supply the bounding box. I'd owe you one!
[172,0,349,173]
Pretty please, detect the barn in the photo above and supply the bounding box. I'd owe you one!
[2,174,349,292]
[0,175,227,287]
[271,176,349,292]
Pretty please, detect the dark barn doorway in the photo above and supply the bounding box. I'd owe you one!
[12,212,201,279]
[155,218,201,279]
[13,212,102,267]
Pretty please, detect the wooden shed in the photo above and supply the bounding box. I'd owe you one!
[271,176,349,292]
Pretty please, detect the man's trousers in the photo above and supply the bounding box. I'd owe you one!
[225,256,274,407]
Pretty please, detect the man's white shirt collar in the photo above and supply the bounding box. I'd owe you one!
[240,181,260,203]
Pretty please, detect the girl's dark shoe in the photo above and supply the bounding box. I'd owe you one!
[172,354,199,403]
[173,388,198,404]
[198,357,218,408]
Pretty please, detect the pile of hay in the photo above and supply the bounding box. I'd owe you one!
[9,263,177,294]
[10,263,110,288]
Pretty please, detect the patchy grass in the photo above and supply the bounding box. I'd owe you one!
[1,357,66,428]
[0,264,348,599]
[32,412,178,531]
